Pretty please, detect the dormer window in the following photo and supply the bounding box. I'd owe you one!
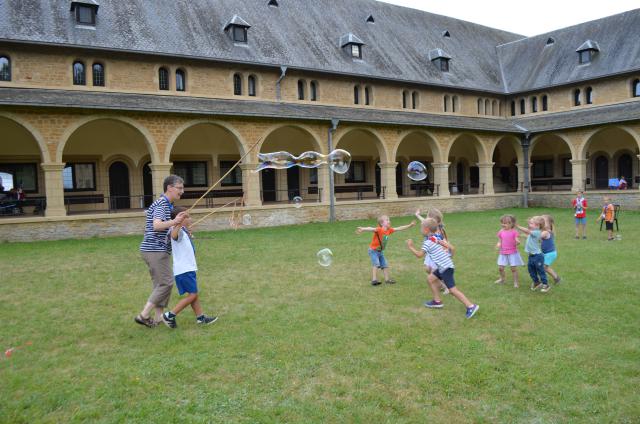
[576,40,599,64]
[70,1,99,26]
[268,0,279,6]
[429,49,451,72]
[546,37,555,46]
[340,33,365,60]
[366,15,375,23]
[442,30,450,38]
[224,15,251,44]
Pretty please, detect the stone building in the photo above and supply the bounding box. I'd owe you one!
[0,0,639,240]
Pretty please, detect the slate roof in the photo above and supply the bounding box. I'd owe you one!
[0,0,522,93]
[0,87,520,133]
[497,9,640,93]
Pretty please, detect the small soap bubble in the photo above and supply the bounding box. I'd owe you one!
[317,248,333,267]
[293,196,303,208]
[328,149,351,174]
[407,161,428,181]
[242,214,252,226]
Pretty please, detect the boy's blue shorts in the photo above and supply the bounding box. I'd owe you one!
[575,217,586,225]
[433,268,456,289]
[175,271,198,295]
[368,248,388,269]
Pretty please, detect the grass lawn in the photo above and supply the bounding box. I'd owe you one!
[1,207,639,423]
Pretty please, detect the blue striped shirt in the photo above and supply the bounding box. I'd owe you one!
[140,196,173,253]
[422,238,454,272]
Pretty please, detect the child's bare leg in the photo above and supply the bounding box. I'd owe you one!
[383,267,391,281]
[172,293,198,315]
[448,287,473,308]
[190,298,203,317]
[427,274,442,302]
[496,266,506,283]
[608,228,613,239]
[371,267,378,282]
[544,265,558,280]
[511,266,519,287]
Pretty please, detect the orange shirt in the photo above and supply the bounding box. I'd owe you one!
[369,226,395,251]
[604,203,615,222]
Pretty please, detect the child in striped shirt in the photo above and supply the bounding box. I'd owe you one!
[406,218,479,319]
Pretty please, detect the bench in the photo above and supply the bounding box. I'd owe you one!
[531,178,572,191]
[409,183,435,196]
[335,184,375,200]
[0,197,46,216]
[64,194,105,205]
[181,188,244,207]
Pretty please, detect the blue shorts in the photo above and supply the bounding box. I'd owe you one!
[575,217,586,225]
[433,268,456,289]
[543,251,557,266]
[368,248,388,269]
[175,271,198,295]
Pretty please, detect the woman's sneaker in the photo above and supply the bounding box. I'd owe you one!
[424,300,444,309]
[134,314,155,328]
[196,315,218,325]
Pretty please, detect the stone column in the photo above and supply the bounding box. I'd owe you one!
[148,163,173,198]
[41,162,66,217]
[240,163,261,207]
[431,162,450,197]
[477,162,495,195]
[317,164,330,203]
[570,159,587,192]
[378,162,398,200]
[515,162,526,192]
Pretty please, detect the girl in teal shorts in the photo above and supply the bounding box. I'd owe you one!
[541,215,561,284]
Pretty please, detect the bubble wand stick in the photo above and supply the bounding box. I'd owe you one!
[191,197,243,228]
[187,137,262,213]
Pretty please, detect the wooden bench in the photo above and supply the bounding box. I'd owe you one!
[409,183,435,196]
[531,178,572,191]
[181,188,244,207]
[335,185,375,200]
[0,197,46,216]
[64,194,105,205]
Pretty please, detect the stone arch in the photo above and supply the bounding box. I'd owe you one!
[444,133,489,163]
[392,129,443,163]
[530,132,576,159]
[57,115,159,163]
[489,135,523,165]
[334,127,390,162]
[577,125,640,160]
[258,123,324,155]
[0,112,51,162]
[165,119,247,162]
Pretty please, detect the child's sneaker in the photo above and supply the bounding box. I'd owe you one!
[540,284,551,293]
[466,304,479,319]
[371,280,381,286]
[196,315,218,325]
[530,281,542,291]
[424,300,444,309]
[162,312,177,329]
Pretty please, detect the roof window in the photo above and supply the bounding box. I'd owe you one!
[429,49,451,72]
[268,0,279,6]
[576,40,599,64]
[366,15,375,23]
[224,15,251,44]
[340,33,365,59]
[70,0,99,26]
[442,30,450,38]
[546,37,555,45]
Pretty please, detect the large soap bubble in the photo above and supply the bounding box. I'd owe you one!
[317,248,333,267]
[328,149,351,174]
[293,196,303,208]
[407,161,428,181]
[254,149,351,174]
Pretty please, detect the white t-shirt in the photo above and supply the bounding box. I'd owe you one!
[170,227,197,276]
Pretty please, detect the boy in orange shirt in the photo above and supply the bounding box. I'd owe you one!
[357,215,416,285]
[597,196,616,241]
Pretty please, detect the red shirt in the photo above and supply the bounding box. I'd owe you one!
[572,197,587,218]
[369,226,395,251]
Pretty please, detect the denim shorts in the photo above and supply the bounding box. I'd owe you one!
[575,217,586,225]
[368,248,388,269]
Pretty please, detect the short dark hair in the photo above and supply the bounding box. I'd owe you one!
[163,174,184,192]
[171,205,187,219]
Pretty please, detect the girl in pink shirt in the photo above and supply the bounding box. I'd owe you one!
[495,214,524,287]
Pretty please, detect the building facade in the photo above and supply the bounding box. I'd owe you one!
[0,0,639,239]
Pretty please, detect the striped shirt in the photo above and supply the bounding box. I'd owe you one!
[422,238,454,272]
[140,196,173,253]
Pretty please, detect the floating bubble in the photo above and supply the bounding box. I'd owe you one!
[328,149,351,174]
[242,214,252,226]
[255,151,296,172]
[293,196,303,208]
[407,161,428,181]
[254,149,351,174]
[317,248,333,267]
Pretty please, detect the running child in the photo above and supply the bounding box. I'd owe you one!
[517,216,551,293]
[495,214,524,288]
[541,214,561,283]
[415,208,450,294]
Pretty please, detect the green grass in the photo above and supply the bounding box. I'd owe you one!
[1,207,639,423]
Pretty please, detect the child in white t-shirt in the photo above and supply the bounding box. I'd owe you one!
[162,206,217,328]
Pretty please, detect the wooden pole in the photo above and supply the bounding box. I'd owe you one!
[191,197,242,228]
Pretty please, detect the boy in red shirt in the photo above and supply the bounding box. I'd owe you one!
[356,215,416,285]
[572,190,588,239]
